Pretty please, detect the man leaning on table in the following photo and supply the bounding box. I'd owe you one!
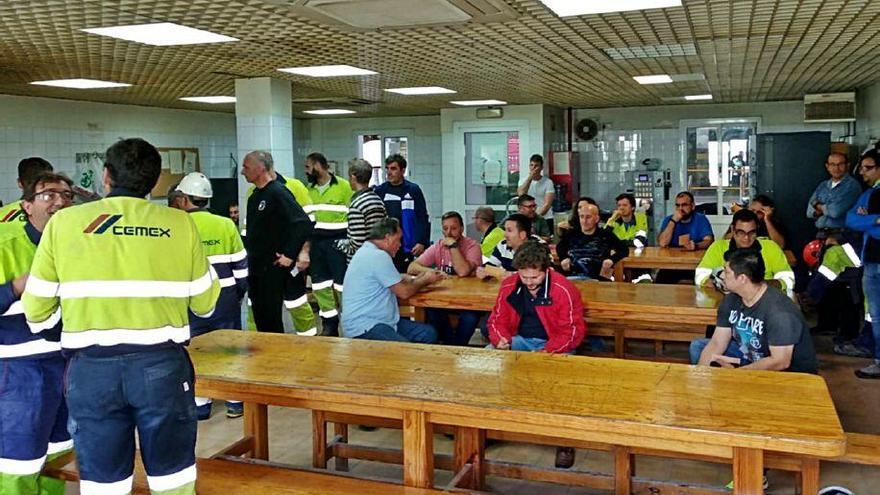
[485,240,586,469]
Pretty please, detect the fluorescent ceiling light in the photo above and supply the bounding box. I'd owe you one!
[385,86,456,95]
[539,0,682,16]
[304,109,356,115]
[30,78,131,89]
[278,65,376,77]
[684,94,713,101]
[633,74,673,85]
[450,99,507,106]
[180,96,236,104]
[82,22,237,46]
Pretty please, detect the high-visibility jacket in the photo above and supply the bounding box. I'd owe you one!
[805,242,861,302]
[0,200,26,223]
[695,238,794,291]
[188,209,247,336]
[243,173,313,236]
[480,225,504,257]
[608,212,649,248]
[22,194,220,353]
[305,174,352,238]
[0,221,61,359]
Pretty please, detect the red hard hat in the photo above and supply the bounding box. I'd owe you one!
[803,239,825,268]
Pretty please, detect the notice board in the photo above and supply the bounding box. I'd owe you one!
[150,147,201,198]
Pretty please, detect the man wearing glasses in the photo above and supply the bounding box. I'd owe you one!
[657,191,714,250]
[695,209,794,291]
[808,152,861,230]
[0,171,73,494]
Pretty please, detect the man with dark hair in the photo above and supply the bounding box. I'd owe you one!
[0,157,54,223]
[517,154,555,231]
[728,194,788,248]
[696,209,794,291]
[472,206,503,257]
[23,138,220,495]
[0,172,73,494]
[341,218,440,343]
[485,240,586,468]
[658,191,714,250]
[557,203,627,280]
[337,158,386,263]
[808,152,861,231]
[516,194,551,241]
[408,211,482,345]
[478,213,536,277]
[375,154,430,272]
[304,152,352,336]
[690,249,817,374]
[228,201,239,227]
[607,193,649,248]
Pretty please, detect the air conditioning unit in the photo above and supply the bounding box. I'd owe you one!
[804,92,856,123]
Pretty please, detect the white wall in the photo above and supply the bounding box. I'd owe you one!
[0,95,236,205]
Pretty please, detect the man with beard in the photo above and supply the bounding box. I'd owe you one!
[658,191,714,250]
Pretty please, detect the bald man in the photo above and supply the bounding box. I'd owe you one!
[556,203,628,280]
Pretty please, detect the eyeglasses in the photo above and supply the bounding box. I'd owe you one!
[862,164,878,171]
[674,202,691,208]
[32,190,74,202]
[734,229,758,237]
[826,161,847,167]
[520,204,537,209]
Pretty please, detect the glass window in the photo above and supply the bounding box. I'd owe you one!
[357,134,409,186]
[685,121,757,215]
[464,131,520,205]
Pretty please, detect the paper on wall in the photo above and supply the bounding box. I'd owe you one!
[168,150,183,174]
[159,151,171,171]
[183,150,197,173]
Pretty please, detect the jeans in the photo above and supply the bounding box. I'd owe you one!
[426,309,482,346]
[689,337,745,365]
[356,318,438,344]
[864,263,880,361]
[486,335,547,351]
[66,346,197,494]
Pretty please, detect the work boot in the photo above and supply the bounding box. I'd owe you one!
[196,402,212,421]
[554,447,575,469]
[321,315,340,337]
[226,402,243,418]
[855,361,880,379]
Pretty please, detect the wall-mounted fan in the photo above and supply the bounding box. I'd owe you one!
[575,118,599,141]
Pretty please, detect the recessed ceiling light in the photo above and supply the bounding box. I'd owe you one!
[82,22,238,46]
[633,75,673,85]
[278,65,376,77]
[180,96,236,104]
[304,109,356,115]
[450,99,507,106]
[684,94,713,101]
[30,78,131,89]
[385,86,456,95]
[539,0,681,16]
[604,42,697,60]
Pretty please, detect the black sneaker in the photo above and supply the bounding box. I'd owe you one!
[554,447,575,469]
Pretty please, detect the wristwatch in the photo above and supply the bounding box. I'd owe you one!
[447,241,459,248]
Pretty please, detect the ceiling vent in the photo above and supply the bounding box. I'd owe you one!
[293,96,376,106]
[804,92,856,123]
[263,0,518,30]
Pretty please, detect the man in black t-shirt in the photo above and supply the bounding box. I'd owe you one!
[690,249,817,373]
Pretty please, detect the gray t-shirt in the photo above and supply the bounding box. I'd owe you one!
[716,287,818,373]
[519,176,555,219]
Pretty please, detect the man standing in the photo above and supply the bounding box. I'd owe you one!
[304,153,352,336]
[0,157,53,223]
[0,172,73,495]
[341,218,440,343]
[809,152,861,231]
[169,172,247,420]
[607,193,649,248]
[228,201,239,227]
[472,206,504,258]
[375,154,430,272]
[242,151,314,335]
[658,191,714,250]
[557,203,628,280]
[517,154,555,231]
[516,194,552,241]
[23,138,220,495]
[408,212,482,346]
[336,158,386,263]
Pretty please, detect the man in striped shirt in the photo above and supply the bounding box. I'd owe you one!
[337,158,386,263]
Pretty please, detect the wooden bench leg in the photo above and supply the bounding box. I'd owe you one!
[614,446,632,495]
[403,410,433,488]
[311,411,327,469]
[795,458,819,495]
[244,403,269,460]
[453,426,485,490]
[333,422,350,471]
[614,329,625,358]
[732,447,764,495]
[412,306,426,323]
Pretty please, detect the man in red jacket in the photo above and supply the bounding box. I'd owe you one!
[485,240,587,468]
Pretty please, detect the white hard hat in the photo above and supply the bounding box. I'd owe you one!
[176,172,213,198]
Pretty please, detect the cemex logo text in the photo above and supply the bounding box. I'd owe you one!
[83,214,171,238]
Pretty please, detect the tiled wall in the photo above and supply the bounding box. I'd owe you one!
[0,95,236,205]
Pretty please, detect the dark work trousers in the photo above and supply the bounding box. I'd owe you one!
[248,263,287,334]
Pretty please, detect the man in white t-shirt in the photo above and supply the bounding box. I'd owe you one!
[517,154,555,230]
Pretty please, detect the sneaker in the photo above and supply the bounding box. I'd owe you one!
[834,343,873,358]
[225,402,243,418]
[725,476,769,490]
[196,403,212,421]
[554,447,575,469]
[855,362,880,379]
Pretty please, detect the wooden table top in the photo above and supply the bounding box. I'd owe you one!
[403,276,722,325]
[191,331,845,458]
[619,246,797,269]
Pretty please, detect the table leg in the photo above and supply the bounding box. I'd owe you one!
[732,447,764,494]
[311,411,327,468]
[614,263,625,282]
[453,426,485,490]
[244,402,269,460]
[413,306,426,323]
[402,410,433,488]
[796,458,819,495]
[333,422,349,471]
[613,446,633,495]
[614,329,625,358]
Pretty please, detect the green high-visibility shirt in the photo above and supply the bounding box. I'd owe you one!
[305,174,352,236]
[22,195,220,352]
[695,238,794,291]
[608,212,649,248]
[481,226,504,257]
[0,200,25,223]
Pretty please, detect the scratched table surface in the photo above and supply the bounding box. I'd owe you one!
[190,331,845,458]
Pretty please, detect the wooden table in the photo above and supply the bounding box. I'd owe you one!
[614,246,798,281]
[191,331,845,495]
